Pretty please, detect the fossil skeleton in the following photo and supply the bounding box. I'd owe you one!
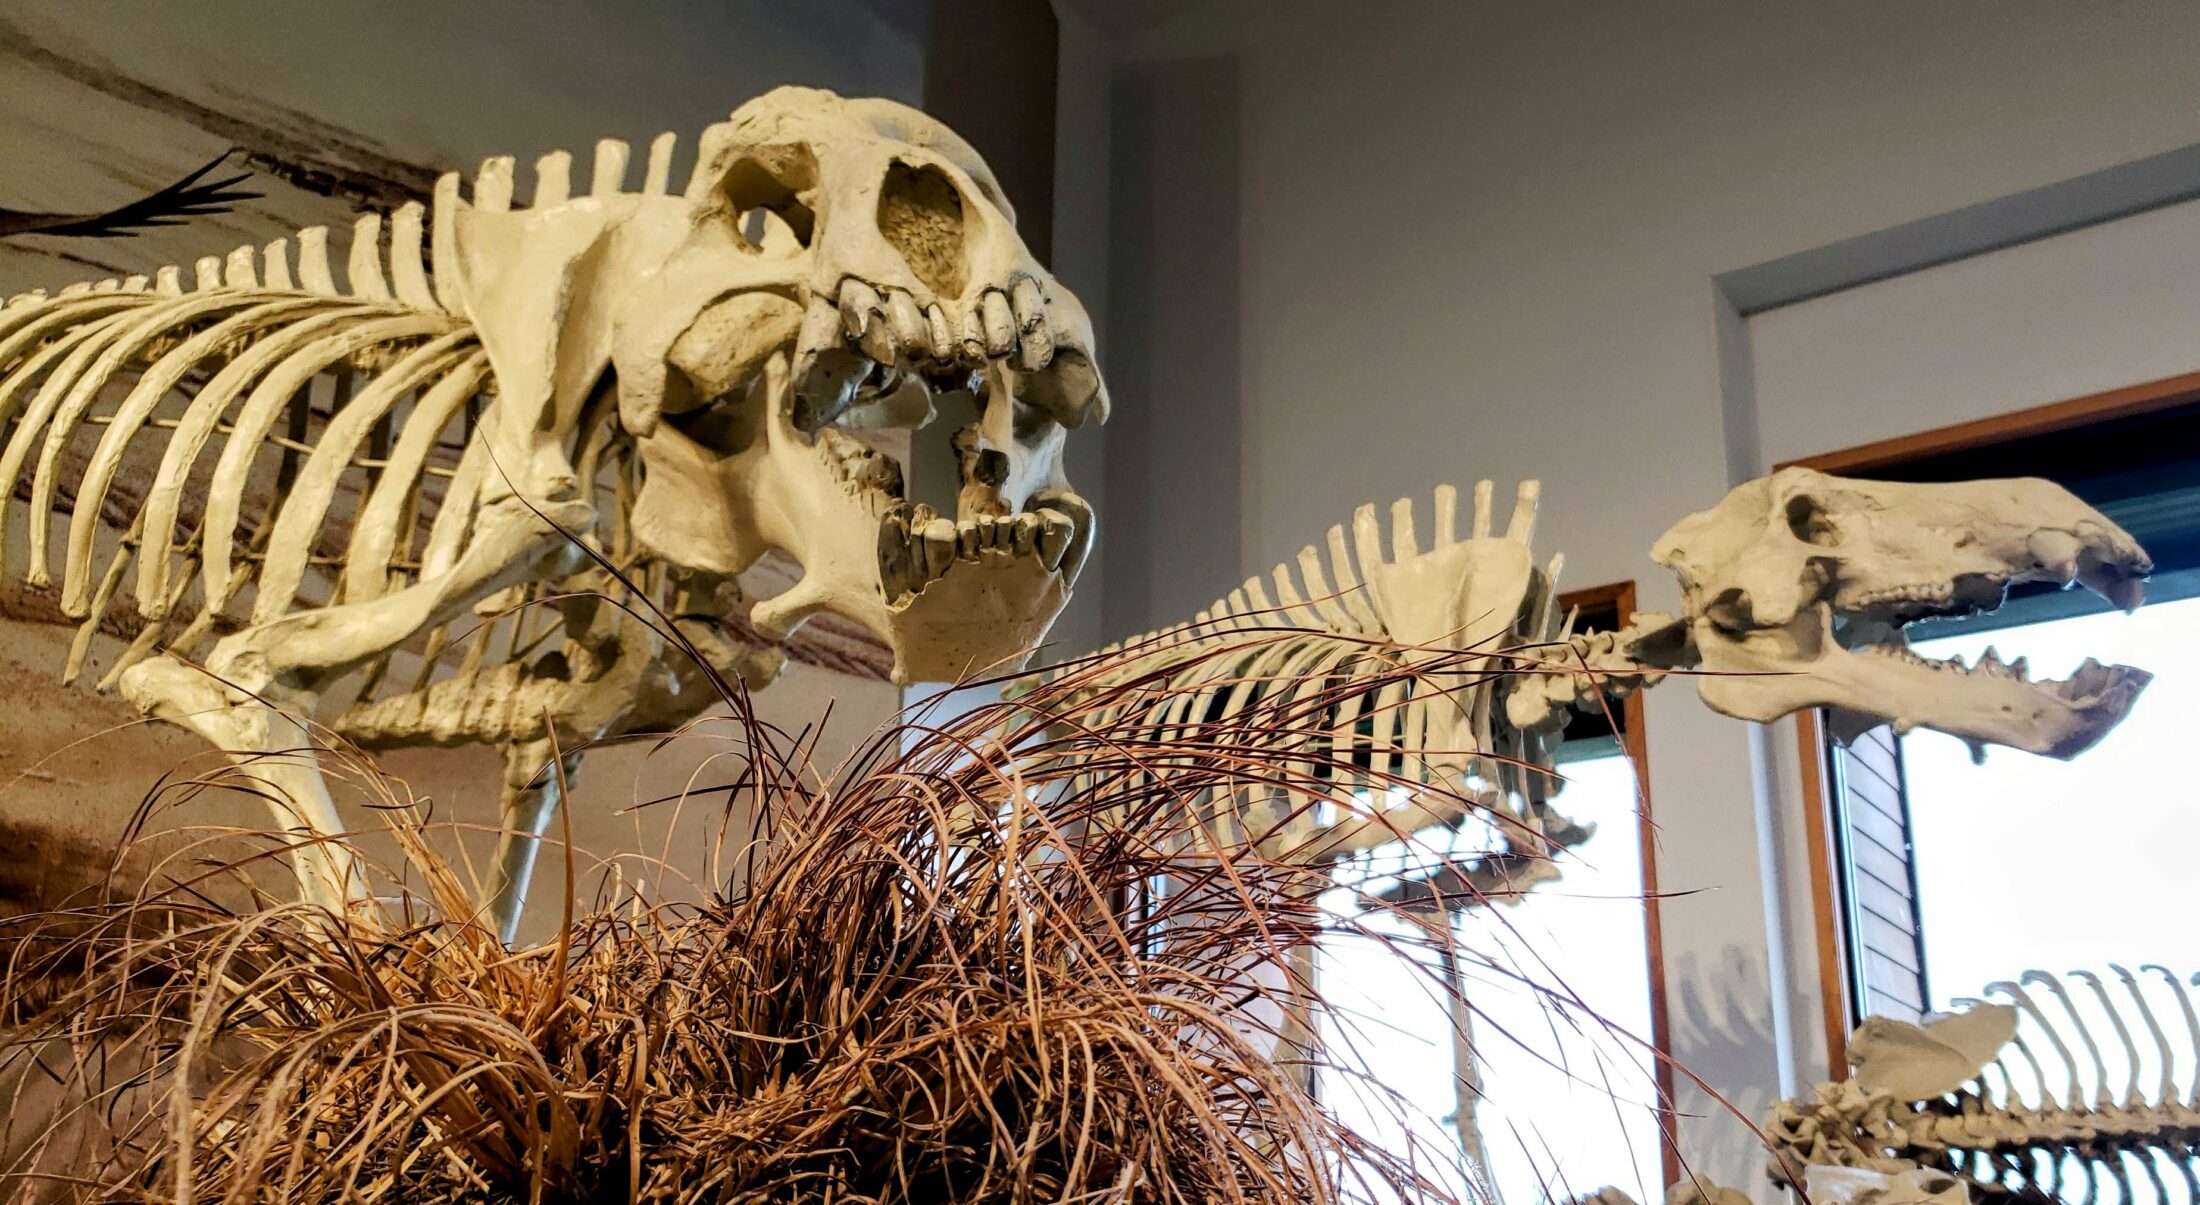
[1041,467,2155,1173]
[1047,466,2154,870]
[1769,968,2200,1205]
[0,87,1104,943]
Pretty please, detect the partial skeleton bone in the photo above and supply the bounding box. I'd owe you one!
[1045,479,1591,883]
[1048,467,2153,882]
[1044,468,2153,1174]
[1767,969,2200,1204]
[0,87,1103,942]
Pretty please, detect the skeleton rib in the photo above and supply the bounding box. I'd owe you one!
[199,313,456,610]
[0,307,170,582]
[62,296,346,613]
[342,351,490,604]
[134,305,393,615]
[254,332,480,622]
[26,290,289,589]
[0,294,153,373]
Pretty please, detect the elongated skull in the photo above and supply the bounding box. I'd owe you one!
[1655,467,2153,758]
[611,87,1101,683]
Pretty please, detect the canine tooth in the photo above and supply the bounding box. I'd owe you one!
[1010,276,1052,370]
[980,289,1015,356]
[1035,508,1071,569]
[922,518,956,577]
[840,279,884,339]
[2030,530,2084,583]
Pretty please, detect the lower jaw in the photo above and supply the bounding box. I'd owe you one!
[883,554,1072,685]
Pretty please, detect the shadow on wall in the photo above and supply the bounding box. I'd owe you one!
[1102,53,1242,640]
[1667,946,1785,1197]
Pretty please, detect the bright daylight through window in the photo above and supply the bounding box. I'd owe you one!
[1320,755,1665,1205]
[1903,593,2200,1009]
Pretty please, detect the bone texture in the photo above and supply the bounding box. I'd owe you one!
[1766,968,2200,1204]
[0,87,1106,943]
[1043,479,1594,883]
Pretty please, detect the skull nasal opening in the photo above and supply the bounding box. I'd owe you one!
[877,161,967,297]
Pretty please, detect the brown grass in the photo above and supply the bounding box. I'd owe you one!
[0,608,1649,1204]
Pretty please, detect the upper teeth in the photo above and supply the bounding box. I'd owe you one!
[1853,583,1957,607]
[836,276,1051,375]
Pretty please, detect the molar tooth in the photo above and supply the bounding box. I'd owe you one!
[923,303,955,361]
[1010,276,1052,370]
[879,517,910,597]
[958,306,988,363]
[885,290,927,363]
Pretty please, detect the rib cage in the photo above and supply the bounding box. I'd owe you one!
[1043,483,1591,875]
[1786,967,2200,1205]
[0,133,695,706]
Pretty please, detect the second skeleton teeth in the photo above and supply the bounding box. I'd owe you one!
[882,511,1077,599]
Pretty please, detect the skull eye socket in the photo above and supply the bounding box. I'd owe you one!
[721,155,817,250]
[1786,494,1839,546]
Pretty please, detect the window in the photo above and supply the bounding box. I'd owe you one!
[1317,588,1674,1204]
[1903,596,2200,1006]
[1795,377,2200,1042]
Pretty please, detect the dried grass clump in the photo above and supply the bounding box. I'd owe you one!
[0,620,1549,1204]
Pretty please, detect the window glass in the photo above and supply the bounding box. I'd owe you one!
[1319,754,1665,1204]
[1903,594,2200,1008]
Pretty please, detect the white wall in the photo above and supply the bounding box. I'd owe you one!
[1752,194,2200,463]
[1101,2,2200,1189]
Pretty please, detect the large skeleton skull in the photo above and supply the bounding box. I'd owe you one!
[612,88,1101,683]
[1654,467,2153,758]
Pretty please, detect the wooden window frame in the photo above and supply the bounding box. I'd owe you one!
[1781,368,2200,1074]
[1556,580,1681,1188]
